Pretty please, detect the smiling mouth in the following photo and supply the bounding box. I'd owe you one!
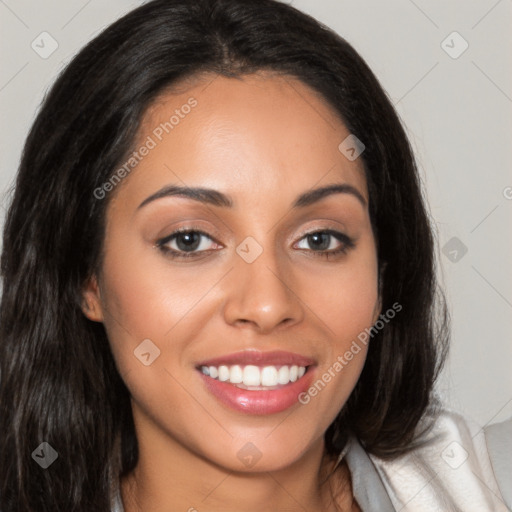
[195,350,317,414]
[199,364,309,390]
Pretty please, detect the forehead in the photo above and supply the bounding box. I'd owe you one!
[112,72,368,211]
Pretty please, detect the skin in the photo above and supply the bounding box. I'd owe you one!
[83,72,381,512]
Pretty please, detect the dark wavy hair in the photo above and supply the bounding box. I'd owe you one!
[0,0,449,509]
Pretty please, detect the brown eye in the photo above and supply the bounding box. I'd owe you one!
[173,232,202,252]
[157,229,220,259]
[295,230,355,258]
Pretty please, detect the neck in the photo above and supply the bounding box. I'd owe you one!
[119,425,354,512]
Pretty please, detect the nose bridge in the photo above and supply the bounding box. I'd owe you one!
[222,233,304,332]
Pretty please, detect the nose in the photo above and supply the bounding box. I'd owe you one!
[221,241,305,334]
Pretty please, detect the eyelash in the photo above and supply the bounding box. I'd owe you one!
[156,227,355,261]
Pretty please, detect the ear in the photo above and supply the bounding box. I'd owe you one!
[81,275,104,322]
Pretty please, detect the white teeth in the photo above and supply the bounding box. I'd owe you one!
[218,365,229,382]
[277,366,289,385]
[243,365,261,386]
[230,365,243,384]
[200,364,308,387]
[261,366,278,386]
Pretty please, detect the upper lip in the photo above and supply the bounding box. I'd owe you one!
[196,349,316,368]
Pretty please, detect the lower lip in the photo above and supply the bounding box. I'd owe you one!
[198,367,316,415]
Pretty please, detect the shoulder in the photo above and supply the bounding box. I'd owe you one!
[367,407,511,511]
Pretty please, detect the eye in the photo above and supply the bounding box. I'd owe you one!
[157,229,220,259]
[295,230,355,258]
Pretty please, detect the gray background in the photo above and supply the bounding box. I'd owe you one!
[1,0,511,428]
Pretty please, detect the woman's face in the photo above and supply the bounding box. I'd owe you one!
[84,72,380,472]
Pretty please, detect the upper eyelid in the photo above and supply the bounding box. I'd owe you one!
[294,226,347,241]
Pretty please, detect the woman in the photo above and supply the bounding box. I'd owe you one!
[0,0,510,510]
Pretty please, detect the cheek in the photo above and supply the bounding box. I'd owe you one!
[327,269,379,349]
[97,239,236,409]
[296,244,378,420]
[306,240,380,344]
[99,239,212,344]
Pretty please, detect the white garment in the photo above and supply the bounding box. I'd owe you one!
[367,408,510,511]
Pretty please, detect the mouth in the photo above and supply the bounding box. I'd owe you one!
[195,350,316,415]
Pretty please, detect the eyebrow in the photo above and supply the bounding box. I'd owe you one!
[137,183,367,210]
